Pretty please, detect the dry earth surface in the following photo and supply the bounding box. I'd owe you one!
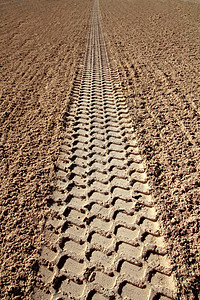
[0,0,199,299]
[101,0,200,298]
[0,0,92,298]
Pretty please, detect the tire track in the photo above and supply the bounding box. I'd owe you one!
[35,1,177,299]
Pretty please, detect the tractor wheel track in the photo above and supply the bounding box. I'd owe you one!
[35,1,177,299]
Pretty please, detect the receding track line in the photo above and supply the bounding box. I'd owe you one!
[34,0,177,299]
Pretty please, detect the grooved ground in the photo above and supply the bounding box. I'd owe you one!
[35,0,177,299]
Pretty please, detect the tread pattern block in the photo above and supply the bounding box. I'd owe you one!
[36,1,177,299]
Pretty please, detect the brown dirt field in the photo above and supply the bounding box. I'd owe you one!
[0,0,92,298]
[0,0,199,298]
[100,0,200,298]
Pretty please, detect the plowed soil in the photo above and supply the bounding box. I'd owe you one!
[0,0,199,299]
[0,0,92,298]
[101,0,200,298]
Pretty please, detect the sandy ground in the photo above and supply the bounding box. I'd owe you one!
[0,0,199,298]
[0,0,92,298]
[100,0,200,298]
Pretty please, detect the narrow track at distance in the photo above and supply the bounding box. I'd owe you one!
[35,1,177,299]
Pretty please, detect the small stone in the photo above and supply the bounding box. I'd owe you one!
[171,218,176,224]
